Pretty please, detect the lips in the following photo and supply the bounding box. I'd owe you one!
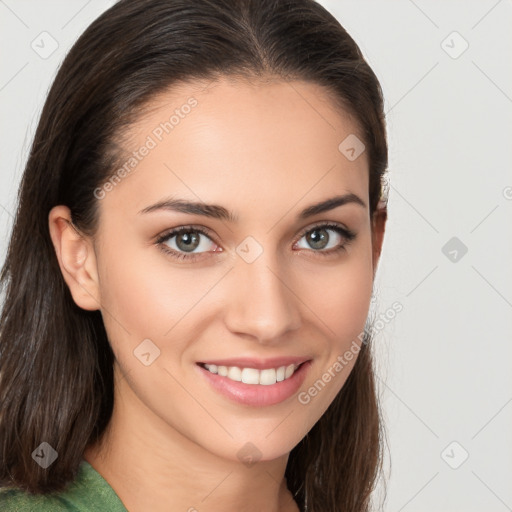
[196,357,313,406]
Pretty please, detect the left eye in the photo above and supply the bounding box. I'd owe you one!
[295,224,354,252]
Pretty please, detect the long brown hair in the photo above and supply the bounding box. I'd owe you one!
[0,0,389,510]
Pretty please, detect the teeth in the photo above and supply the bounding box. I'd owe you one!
[203,363,299,385]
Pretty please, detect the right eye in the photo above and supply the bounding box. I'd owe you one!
[156,226,221,261]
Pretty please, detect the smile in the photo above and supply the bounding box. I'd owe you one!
[196,360,312,407]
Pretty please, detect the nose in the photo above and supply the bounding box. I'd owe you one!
[223,250,302,344]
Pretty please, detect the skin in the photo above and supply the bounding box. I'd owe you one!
[49,76,386,512]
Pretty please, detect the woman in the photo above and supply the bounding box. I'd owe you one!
[0,0,389,510]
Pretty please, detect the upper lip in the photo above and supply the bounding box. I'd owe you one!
[197,356,311,370]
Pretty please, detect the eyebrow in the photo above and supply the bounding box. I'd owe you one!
[138,193,366,222]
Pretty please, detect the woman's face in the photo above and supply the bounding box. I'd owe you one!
[72,77,383,462]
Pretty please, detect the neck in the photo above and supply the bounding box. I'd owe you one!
[83,368,299,512]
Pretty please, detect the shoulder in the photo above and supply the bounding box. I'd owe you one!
[0,487,76,511]
[0,459,127,511]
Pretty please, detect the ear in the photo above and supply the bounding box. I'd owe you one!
[371,201,387,277]
[48,205,101,311]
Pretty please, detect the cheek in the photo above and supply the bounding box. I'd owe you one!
[97,251,165,336]
[95,239,231,379]
[97,240,202,335]
[294,241,374,409]
[299,241,374,347]
[327,263,373,346]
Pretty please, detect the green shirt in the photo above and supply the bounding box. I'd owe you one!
[0,459,128,511]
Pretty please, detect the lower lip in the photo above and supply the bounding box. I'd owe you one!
[196,361,312,407]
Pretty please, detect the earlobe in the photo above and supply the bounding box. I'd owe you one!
[371,203,387,276]
[48,205,101,311]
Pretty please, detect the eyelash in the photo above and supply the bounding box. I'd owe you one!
[155,223,356,262]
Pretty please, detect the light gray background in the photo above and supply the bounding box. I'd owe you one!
[1,1,511,511]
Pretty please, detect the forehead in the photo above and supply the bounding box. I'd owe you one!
[102,76,369,222]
